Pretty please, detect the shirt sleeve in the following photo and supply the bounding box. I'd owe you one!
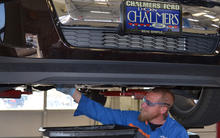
[74,94,140,126]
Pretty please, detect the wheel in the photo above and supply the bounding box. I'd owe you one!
[170,87,220,128]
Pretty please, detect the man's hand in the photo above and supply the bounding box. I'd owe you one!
[56,85,81,103]
[56,87,76,97]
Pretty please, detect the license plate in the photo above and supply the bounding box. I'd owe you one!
[122,0,182,35]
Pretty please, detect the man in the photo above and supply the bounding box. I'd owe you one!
[57,87,189,138]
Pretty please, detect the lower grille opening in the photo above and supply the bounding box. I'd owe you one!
[61,27,219,55]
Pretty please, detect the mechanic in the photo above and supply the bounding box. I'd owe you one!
[57,87,189,138]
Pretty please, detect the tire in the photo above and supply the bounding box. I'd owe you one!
[170,88,220,128]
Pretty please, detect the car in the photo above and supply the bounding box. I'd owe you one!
[0,0,220,128]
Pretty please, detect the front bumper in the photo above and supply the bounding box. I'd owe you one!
[0,56,220,87]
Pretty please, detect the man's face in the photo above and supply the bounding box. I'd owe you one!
[138,92,163,122]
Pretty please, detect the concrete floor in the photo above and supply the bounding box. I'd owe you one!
[189,124,217,138]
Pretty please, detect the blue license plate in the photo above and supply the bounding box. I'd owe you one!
[122,0,182,35]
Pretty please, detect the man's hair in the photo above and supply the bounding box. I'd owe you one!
[150,88,175,108]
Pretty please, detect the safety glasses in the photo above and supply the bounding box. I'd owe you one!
[143,96,171,107]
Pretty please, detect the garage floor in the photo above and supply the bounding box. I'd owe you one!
[189,124,216,138]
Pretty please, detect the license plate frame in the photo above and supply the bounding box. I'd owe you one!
[121,0,182,35]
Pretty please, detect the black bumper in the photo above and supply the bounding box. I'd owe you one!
[0,56,220,87]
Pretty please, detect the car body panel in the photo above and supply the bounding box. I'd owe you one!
[0,56,220,87]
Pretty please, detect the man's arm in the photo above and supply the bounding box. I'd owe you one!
[74,94,140,126]
[56,87,140,126]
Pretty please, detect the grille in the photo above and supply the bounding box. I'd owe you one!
[62,28,219,54]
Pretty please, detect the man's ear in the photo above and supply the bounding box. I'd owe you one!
[160,106,168,114]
